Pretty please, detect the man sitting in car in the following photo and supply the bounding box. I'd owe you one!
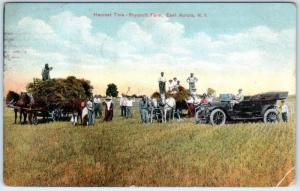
[230,89,244,109]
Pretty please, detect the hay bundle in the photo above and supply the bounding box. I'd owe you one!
[26,76,93,105]
[151,86,190,102]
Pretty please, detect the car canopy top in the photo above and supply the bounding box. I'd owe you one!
[250,91,288,101]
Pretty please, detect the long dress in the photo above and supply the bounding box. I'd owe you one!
[104,101,114,121]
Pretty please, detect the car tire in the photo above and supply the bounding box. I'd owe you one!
[195,110,206,124]
[210,109,226,126]
[263,108,279,123]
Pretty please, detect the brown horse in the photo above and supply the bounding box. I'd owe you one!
[68,98,86,125]
[27,99,49,124]
[13,92,30,124]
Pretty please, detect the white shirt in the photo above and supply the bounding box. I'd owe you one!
[235,93,244,102]
[93,97,101,104]
[126,99,133,107]
[106,100,112,110]
[281,104,289,114]
[168,81,173,91]
[171,80,178,90]
[119,96,127,106]
[158,76,166,83]
[207,96,214,103]
[87,100,93,110]
[187,76,198,83]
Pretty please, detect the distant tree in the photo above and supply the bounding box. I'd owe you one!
[6,90,20,103]
[106,83,118,97]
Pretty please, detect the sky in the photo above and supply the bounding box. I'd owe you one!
[4,3,296,96]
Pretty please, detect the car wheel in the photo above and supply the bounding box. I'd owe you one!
[195,110,206,124]
[264,108,279,123]
[210,109,226,125]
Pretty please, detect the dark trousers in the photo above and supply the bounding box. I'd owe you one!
[121,106,126,116]
[282,112,288,122]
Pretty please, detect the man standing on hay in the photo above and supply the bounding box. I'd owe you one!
[158,72,166,96]
[186,73,198,93]
[41,63,53,81]
[158,72,167,104]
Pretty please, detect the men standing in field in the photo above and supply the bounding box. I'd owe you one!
[281,100,289,122]
[158,72,166,96]
[139,96,150,123]
[41,63,53,81]
[86,97,94,125]
[186,73,198,92]
[119,93,127,117]
[93,95,102,118]
[103,96,114,121]
[126,96,134,118]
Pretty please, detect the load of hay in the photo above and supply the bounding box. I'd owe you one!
[26,76,93,105]
[151,86,190,102]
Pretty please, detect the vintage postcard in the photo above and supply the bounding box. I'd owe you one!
[3,2,296,187]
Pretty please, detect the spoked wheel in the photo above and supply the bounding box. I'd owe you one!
[195,110,207,124]
[210,109,226,126]
[264,109,279,123]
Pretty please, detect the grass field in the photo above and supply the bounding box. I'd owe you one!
[3,97,296,186]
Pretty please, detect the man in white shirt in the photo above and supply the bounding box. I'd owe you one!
[235,89,244,103]
[93,95,102,118]
[119,93,127,117]
[172,77,179,92]
[281,100,289,122]
[230,89,244,109]
[86,98,94,125]
[186,73,198,92]
[167,79,173,92]
[126,96,134,118]
[158,72,166,95]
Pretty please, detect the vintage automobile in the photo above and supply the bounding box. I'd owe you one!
[195,91,288,125]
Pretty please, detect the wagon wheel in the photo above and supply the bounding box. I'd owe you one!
[209,109,226,126]
[264,109,279,123]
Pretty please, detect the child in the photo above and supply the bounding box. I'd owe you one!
[281,100,289,122]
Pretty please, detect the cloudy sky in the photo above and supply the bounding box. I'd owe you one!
[4,3,296,96]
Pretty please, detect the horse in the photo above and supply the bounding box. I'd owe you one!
[68,98,86,126]
[162,96,177,122]
[149,97,164,123]
[13,92,31,124]
[149,96,178,123]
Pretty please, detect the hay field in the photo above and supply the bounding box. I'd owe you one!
[3,96,296,186]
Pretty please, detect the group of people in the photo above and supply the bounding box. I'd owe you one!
[119,94,135,118]
[158,72,199,96]
[72,95,114,126]
[42,65,289,124]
